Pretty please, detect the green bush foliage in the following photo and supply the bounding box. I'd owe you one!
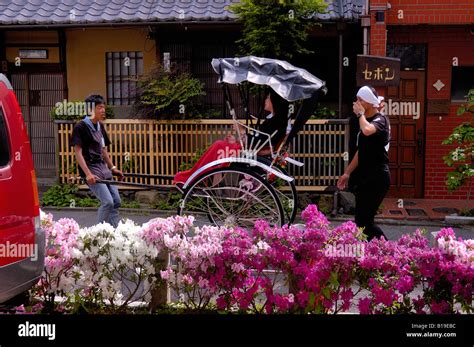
[135,64,206,119]
[442,88,474,197]
[229,0,327,60]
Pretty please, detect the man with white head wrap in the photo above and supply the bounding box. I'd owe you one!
[356,86,385,108]
[337,86,391,241]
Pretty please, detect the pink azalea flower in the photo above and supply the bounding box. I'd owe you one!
[396,275,414,295]
[430,301,451,314]
[358,298,372,314]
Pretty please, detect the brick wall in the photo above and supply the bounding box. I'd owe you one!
[369,0,474,55]
[369,0,388,56]
[388,26,474,199]
[386,0,474,25]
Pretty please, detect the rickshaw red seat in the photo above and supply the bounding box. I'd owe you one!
[173,140,241,185]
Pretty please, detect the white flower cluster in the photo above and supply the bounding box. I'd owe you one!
[437,235,474,267]
[71,219,162,307]
[37,212,229,312]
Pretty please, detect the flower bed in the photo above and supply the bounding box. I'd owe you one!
[15,206,473,314]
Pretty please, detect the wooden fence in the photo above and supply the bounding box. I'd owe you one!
[56,119,349,191]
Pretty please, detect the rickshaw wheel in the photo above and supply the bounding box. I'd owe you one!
[178,167,284,230]
[231,157,298,225]
[256,156,298,224]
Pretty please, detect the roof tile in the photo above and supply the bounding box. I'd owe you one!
[0,0,363,25]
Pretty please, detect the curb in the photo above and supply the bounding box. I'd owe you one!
[41,206,174,215]
[327,214,451,227]
[444,215,474,226]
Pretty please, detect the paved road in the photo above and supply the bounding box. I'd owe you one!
[43,207,474,241]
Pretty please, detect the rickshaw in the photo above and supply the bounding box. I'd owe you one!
[96,56,327,229]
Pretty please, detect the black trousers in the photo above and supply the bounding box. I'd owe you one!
[354,167,390,241]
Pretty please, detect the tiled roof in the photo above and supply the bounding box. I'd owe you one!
[0,0,365,25]
[320,0,366,21]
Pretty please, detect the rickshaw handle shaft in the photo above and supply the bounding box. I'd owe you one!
[96,179,176,190]
[121,173,175,180]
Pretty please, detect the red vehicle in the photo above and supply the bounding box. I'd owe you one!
[0,73,44,303]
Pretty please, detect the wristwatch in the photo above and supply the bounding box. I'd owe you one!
[357,111,364,118]
[111,166,117,170]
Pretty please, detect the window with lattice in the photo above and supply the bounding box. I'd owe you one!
[106,51,144,105]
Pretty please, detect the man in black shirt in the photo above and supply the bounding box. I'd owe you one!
[337,86,391,240]
[70,94,123,227]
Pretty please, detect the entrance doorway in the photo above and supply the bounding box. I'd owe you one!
[10,71,66,179]
[384,71,426,198]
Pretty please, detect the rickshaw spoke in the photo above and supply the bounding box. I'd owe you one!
[179,168,284,229]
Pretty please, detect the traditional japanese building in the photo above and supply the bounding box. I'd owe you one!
[0,0,364,182]
[0,0,472,200]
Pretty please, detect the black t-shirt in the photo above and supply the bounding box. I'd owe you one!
[357,112,390,173]
[248,113,288,148]
[70,120,111,178]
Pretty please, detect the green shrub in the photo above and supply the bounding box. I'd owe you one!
[41,184,79,207]
[460,208,474,217]
[135,64,206,119]
[121,157,136,173]
[311,103,337,119]
[42,184,100,208]
[121,200,141,209]
[76,198,100,208]
[442,88,474,198]
[152,192,182,210]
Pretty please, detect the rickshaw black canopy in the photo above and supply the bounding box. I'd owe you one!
[211,56,326,102]
[211,56,327,146]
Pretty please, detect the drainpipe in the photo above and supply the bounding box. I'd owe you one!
[336,0,345,118]
[363,0,369,55]
[337,22,344,118]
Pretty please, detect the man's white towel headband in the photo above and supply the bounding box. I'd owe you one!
[357,86,384,107]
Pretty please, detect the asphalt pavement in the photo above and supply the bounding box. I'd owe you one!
[42,207,474,241]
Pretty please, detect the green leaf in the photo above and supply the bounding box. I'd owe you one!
[441,89,474,195]
[457,106,466,116]
[308,292,315,307]
[329,271,339,288]
[322,287,331,300]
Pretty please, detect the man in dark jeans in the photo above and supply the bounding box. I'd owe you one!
[337,86,391,240]
[70,94,123,227]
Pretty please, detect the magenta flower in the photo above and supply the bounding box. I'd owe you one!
[395,275,414,295]
[430,301,451,314]
[358,298,372,314]
[216,296,227,310]
[413,296,426,314]
[372,285,396,307]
